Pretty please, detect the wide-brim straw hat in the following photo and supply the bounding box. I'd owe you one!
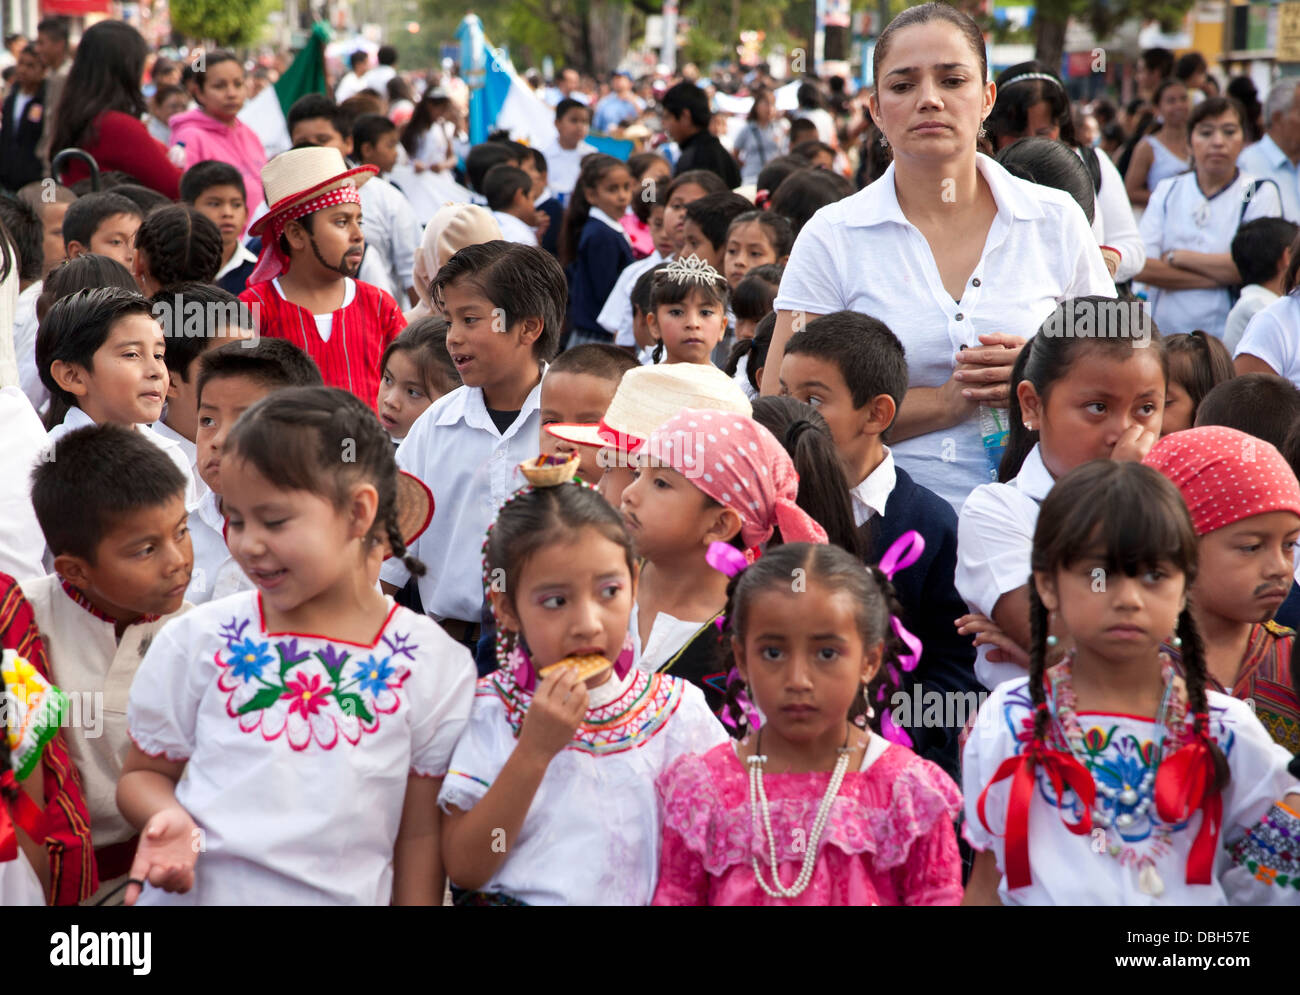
[388,471,434,559]
[546,363,752,452]
[249,147,378,237]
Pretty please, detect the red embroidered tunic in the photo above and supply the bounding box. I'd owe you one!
[239,279,406,409]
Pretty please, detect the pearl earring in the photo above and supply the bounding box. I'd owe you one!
[1171,635,1183,648]
[1046,634,1059,648]
[1024,422,1033,430]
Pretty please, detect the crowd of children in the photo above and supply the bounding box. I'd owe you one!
[1,3,1299,908]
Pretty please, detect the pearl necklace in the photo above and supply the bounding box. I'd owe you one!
[746,729,853,900]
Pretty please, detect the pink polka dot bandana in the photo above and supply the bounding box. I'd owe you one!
[249,185,364,285]
[1142,426,1300,535]
[643,408,829,549]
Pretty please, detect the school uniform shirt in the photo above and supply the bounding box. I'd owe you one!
[1139,170,1282,339]
[48,406,199,511]
[150,419,208,505]
[492,210,539,246]
[127,591,475,904]
[20,573,192,848]
[379,377,544,623]
[1232,291,1300,385]
[600,250,664,346]
[850,446,896,527]
[185,490,252,606]
[13,280,45,413]
[567,207,634,339]
[775,154,1115,513]
[1223,284,1280,355]
[540,139,597,201]
[1087,147,1146,285]
[956,442,1053,690]
[535,189,564,257]
[215,241,258,297]
[962,678,1300,905]
[0,79,45,192]
[359,173,421,301]
[0,387,45,584]
[239,277,405,410]
[1238,133,1300,223]
[438,663,727,905]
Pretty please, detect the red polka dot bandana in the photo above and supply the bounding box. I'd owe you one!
[643,408,829,549]
[249,185,364,285]
[1142,426,1300,535]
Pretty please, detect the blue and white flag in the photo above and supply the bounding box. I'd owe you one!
[457,14,557,149]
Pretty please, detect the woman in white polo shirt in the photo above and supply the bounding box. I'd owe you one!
[1136,96,1281,340]
[765,2,1114,512]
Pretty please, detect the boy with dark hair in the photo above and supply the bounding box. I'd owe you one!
[541,98,596,202]
[484,163,540,245]
[465,141,522,199]
[526,147,564,256]
[538,343,640,484]
[181,160,257,295]
[62,192,144,270]
[380,241,568,648]
[661,82,740,189]
[1195,372,1300,449]
[787,117,819,148]
[32,16,69,168]
[16,179,74,278]
[779,310,978,774]
[238,147,406,407]
[24,424,193,895]
[352,112,401,176]
[186,337,323,604]
[1225,217,1298,351]
[36,287,197,505]
[681,191,754,270]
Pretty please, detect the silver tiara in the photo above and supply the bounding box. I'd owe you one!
[664,253,724,286]
[999,72,1063,91]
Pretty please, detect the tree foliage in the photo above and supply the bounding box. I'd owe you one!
[170,0,276,47]
[1031,0,1197,70]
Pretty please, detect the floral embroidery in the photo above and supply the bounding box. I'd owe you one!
[214,614,414,751]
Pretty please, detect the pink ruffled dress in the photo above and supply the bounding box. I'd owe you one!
[653,738,964,906]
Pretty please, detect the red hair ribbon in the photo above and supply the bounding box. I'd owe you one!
[977,741,1095,890]
[0,770,46,863]
[1154,724,1222,885]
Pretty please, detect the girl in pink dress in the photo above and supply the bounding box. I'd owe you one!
[652,541,963,906]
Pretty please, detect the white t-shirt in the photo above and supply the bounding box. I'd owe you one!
[492,210,539,246]
[1234,291,1300,385]
[128,591,476,904]
[955,443,1053,690]
[273,276,355,343]
[963,678,1300,905]
[437,665,727,905]
[775,154,1114,512]
[1139,170,1282,339]
[541,139,597,200]
[0,387,46,583]
[1224,284,1280,355]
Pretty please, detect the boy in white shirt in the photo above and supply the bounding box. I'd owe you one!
[541,99,597,204]
[1224,217,1297,353]
[484,164,541,246]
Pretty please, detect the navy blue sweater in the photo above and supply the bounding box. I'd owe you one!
[566,218,632,338]
[863,466,980,780]
[537,196,564,257]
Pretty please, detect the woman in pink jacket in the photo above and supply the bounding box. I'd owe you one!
[169,51,267,220]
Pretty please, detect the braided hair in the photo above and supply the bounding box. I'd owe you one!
[719,542,909,736]
[1027,460,1229,787]
[224,386,425,576]
[134,204,225,289]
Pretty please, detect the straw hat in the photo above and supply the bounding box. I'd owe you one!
[546,363,752,451]
[249,147,378,238]
[389,471,434,558]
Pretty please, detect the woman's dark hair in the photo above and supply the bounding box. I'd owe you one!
[400,92,452,156]
[751,397,863,557]
[379,315,460,400]
[1164,331,1234,424]
[626,151,670,181]
[1153,78,1188,110]
[725,310,777,390]
[558,153,628,267]
[387,76,414,105]
[1226,75,1263,142]
[662,169,727,207]
[988,61,1075,148]
[192,49,242,97]
[484,482,635,634]
[1187,95,1247,135]
[995,136,1096,224]
[50,20,149,158]
[226,386,426,576]
[767,167,854,235]
[747,87,772,122]
[873,2,987,90]
[1000,297,1168,482]
[755,154,810,201]
[720,542,907,734]
[1175,51,1208,82]
[1027,460,1228,789]
[134,205,224,288]
[731,262,784,323]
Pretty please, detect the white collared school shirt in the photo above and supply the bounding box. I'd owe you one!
[775,154,1114,513]
[492,210,539,246]
[1235,291,1300,387]
[185,489,252,606]
[379,375,545,622]
[850,445,897,527]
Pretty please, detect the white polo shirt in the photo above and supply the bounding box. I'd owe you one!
[955,442,1053,690]
[775,154,1114,512]
[1138,170,1281,339]
[1234,291,1300,387]
[379,374,544,622]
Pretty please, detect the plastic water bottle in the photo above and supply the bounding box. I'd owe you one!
[980,405,1008,482]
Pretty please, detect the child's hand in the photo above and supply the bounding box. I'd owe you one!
[1110,423,1158,463]
[517,667,588,762]
[124,807,200,905]
[955,613,1030,669]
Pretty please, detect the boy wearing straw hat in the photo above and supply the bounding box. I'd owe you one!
[238,147,406,409]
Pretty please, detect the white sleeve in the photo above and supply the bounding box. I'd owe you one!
[772,210,846,316]
[1242,178,1283,223]
[1093,152,1145,284]
[597,264,637,342]
[126,614,209,761]
[1234,302,1294,379]
[388,189,421,295]
[1139,179,1173,261]
[407,622,476,777]
[436,694,515,813]
[955,483,1035,618]
[1059,198,1117,298]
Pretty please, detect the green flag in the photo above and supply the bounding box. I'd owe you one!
[274,21,331,117]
